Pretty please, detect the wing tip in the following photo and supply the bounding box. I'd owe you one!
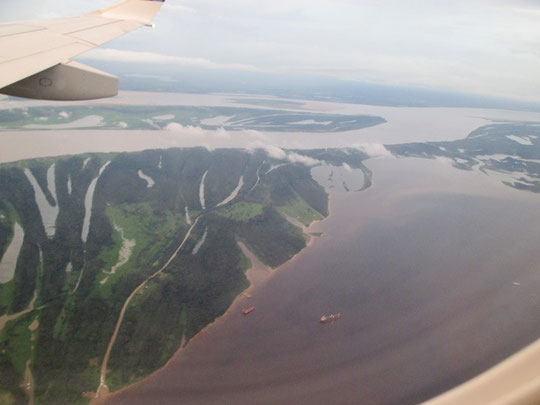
[92,0,166,25]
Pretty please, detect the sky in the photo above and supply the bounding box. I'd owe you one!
[2,0,540,102]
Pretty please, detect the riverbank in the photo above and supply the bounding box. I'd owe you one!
[97,156,540,405]
[95,210,325,404]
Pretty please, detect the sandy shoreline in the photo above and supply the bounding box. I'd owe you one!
[89,157,540,405]
[94,216,323,404]
[2,97,537,401]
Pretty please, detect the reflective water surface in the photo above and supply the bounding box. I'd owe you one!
[102,157,540,405]
[3,92,540,164]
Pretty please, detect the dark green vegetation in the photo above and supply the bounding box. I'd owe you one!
[0,105,385,133]
[0,147,367,404]
[389,123,540,193]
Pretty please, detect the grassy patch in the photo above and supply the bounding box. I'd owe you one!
[217,202,264,222]
[97,203,188,297]
[0,313,35,377]
[95,224,123,286]
[0,389,15,405]
[0,147,344,403]
[238,249,252,273]
[277,197,324,227]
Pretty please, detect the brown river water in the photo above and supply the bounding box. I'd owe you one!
[3,92,540,164]
[3,93,540,403]
[100,157,540,405]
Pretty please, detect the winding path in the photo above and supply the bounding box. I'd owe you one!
[0,290,39,333]
[249,161,265,193]
[96,216,201,398]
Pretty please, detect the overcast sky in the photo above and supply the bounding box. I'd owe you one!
[2,0,540,102]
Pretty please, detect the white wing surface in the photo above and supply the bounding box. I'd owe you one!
[0,0,165,100]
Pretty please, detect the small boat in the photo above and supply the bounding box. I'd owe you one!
[320,313,341,324]
[242,306,255,315]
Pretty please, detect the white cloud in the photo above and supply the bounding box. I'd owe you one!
[3,0,540,102]
[81,49,260,72]
[286,152,321,166]
[214,127,232,140]
[166,123,207,134]
[260,144,288,160]
[165,124,271,150]
[202,144,216,152]
[353,143,393,158]
[435,156,455,166]
[250,143,321,166]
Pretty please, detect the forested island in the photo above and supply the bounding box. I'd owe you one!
[389,123,540,193]
[0,105,385,133]
[0,146,369,404]
[2,121,537,404]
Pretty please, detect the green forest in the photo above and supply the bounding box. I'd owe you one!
[0,146,369,404]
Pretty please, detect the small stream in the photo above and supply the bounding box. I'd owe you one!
[101,224,136,285]
[82,161,111,243]
[24,317,39,405]
[137,170,155,188]
[199,171,208,210]
[192,228,208,255]
[46,164,57,202]
[185,206,192,225]
[217,176,244,207]
[0,289,38,333]
[24,166,59,237]
[249,161,265,192]
[0,222,24,284]
[67,175,72,195]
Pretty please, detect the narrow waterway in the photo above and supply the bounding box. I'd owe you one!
[46,164,57,202]
[191,228,208,255]
[67,175,72,195]
[199,171,208,210]
[24,315,39,405]
[217,176,244,207]
[0,222,24,284]
[95,216,201,400]
[137,170,155,188]
[101,224,136,285]
[4,92,540,165]
[249,161,265,193]
[0,290,38,333]
[185,206,192,225]
[24,168,58,238]
[82,161,111,243]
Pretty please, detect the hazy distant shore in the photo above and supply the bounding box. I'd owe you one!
[3,92,540,165]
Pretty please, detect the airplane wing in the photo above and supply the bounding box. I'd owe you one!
[0,0,165,101]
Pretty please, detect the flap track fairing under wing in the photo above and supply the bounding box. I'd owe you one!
[0,61,118,101]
